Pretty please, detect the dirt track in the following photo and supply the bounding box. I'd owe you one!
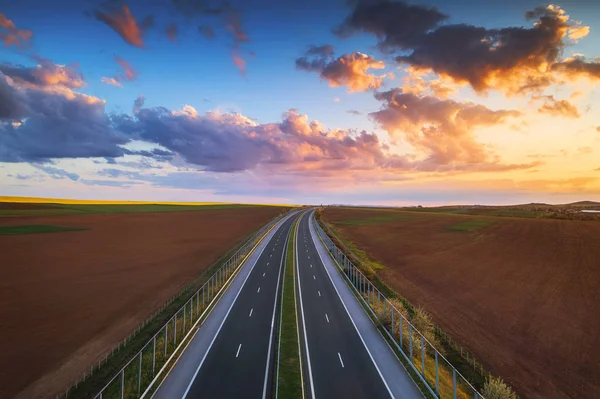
[323,208,600,399]
[0,207,283,399]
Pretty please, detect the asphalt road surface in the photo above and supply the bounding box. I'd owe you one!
[180,213,299,399]
[296,211,394,399]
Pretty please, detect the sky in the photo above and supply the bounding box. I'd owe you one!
[1,0,599,205]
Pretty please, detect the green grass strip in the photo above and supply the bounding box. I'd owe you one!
[0,225,88,235]
[445,219,493,232]
[276,216,303,398]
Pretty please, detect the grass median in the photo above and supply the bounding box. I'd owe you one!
[275,215,303,399]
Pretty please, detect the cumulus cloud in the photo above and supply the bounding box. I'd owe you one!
[370,89,521,166]
[400,68,457,98]
[535,95,580,118]
[339,2,595,95]
[166,23,178,42]
[552,57,600,80]
[95,3,152,48]
[0,62,128,162]
[0,73,28,119]
[198,25,215,39]
[101,56,138,87]
[0,58,84,90]
[0,12,33,49]
[296,47,392,92]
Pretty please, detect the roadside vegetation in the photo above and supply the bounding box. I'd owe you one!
[0,224,88,235]
[275,216,303,399]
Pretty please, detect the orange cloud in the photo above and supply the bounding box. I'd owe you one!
[535,95,580,118]
[371,90,521,166]
[101,57,138,87]
[233,53,246,76]
[95,3,146,48]
[0,13,32,49]
[297,49,392,92]
[552,57,600,80]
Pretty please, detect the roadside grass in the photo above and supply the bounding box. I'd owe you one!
[315,210,488,394]
[275,216,303,399]
[334,214,410,226]
[445,219,493,232]
[0,225,88,235]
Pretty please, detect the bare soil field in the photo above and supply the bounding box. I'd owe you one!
[322,207,600,399]
[0,206,284,399]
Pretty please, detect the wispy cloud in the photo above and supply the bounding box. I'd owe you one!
[101,56,138,87]
[95,3,153,48]
[0,12,33,49]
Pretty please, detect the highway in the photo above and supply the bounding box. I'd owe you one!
[296,211,394,398]
[153,212,299,399]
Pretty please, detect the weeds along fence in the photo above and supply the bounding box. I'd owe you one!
[313,216,484,399]
[58,210,291,399]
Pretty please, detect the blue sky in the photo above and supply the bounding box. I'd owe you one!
[1,0,599,204]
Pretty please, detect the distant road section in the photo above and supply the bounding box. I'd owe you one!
[152,212,298,399]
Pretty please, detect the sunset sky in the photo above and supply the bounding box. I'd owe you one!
[1,0,599,205]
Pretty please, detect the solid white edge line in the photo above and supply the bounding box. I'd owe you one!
[236,344,242,358]
[338,352,345,368]
[309,212,395,399]
[261,217,292,399]
[297,213,317,399]
[180,216,290,399]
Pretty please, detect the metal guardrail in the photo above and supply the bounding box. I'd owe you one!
[313,215,484,399]
[58,210,291,399]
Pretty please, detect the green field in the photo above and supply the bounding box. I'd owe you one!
[0,203,270,217]
[0,225,88,235]
[445,219,494,232]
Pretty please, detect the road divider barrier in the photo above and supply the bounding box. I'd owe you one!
[313,215,484,399]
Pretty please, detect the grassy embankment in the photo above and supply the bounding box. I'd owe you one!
[275,215,303,398]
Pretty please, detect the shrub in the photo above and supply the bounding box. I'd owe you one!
[481,376,518,399]
[411,307,444,354]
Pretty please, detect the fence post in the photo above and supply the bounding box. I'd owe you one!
[421,335,425,375]
[453,368,457,399]
[137,351,142,394]
[120,369,124,399]
[435,350,439,394]
[152,335,156,377]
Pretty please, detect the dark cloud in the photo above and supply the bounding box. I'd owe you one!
[0,73,28,119]
[0,12,33,49]
[296,48,391,92]
[370,89,521,166]
[535,95,580,118]
[552,57,600,80]
[347,110,362,115]
[198,25,215,39]
[335,0,447,51]
[0,64,129,163]
[166,22,178,42]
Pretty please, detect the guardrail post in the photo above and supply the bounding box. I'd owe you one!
[409,324,413,359]
[164,325,167,356]
[137,351,142,394]
[152,335,156,377]
[421,335,425,375]
[453,368,457,399]
[174,315,177,345]
[435,351,439,394]
[183,302,186,333]
[391,305,395,336]
[120,369,124,399]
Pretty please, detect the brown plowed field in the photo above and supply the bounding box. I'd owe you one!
[0,206,283,399]
[323,207,600,399]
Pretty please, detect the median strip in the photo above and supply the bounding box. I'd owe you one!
[275,215,303,399]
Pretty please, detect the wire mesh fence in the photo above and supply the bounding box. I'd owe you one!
[313,215,484,399]
[58,210,290,399]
